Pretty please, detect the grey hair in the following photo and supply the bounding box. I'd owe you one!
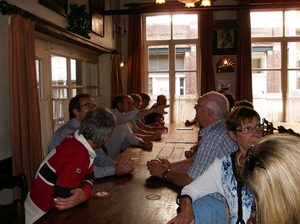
[78,108,116,144]
[205,91,229,118]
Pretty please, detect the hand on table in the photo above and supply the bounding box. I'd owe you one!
[184,144,198,158]
[55,188,86,210]
[146,159,170,178]
[139,141,153,150]
[115,160,135,175]
[167,210,195,224]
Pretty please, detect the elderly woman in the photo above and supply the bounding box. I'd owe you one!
[241,134,300,224]
[168,106,264,224]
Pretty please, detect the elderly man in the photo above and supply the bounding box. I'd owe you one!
[147,91,238,221]
[25,108,116,223]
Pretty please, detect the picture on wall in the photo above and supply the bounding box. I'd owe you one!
[90,0,104,37]
[213,29,236,55]
[39,0,68,17]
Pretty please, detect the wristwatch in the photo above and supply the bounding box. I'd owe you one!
[162,169,170,180]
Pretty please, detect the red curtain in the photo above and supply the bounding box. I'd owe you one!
[111,53,124,104]
[236,3,253,102]
[127,13,143,94]
[8,14,42,192]
[200,11,215,95]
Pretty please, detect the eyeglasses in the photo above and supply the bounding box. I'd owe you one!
[247,147,266,171]
[79,103,97,109]
[235,124,264,134]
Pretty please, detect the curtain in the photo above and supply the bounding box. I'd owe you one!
[236,3,253,102]
[127,13,142,94]
[111,53,124,104]
[8,14,42,192]
[200,11,215,95]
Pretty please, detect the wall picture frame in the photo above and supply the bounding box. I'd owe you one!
[213,29,236,55]
[39,0,68,17]
[90,0,104,37]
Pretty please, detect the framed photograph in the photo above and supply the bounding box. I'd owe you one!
[90,0,104,37]
[213,29,236,55]
[39,0,68,17]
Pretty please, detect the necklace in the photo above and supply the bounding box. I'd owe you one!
[237,152,242,167]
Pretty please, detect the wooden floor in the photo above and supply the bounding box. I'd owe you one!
[34,123,200,224]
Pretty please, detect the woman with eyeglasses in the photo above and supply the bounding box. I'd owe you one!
[241,134,300,224]
[168,106,263,224]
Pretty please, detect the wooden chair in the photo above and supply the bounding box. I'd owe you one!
[262,118,274,136]
[0,173,28,202]
[0,199,25,224]
[277,125,300,137]
[0,173,28,224]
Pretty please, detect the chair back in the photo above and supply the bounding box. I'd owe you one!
[0,173,28,202]
[0,173,28,224]
[0,199,25,224]
[262,118,274,136]
[277,125,300,137]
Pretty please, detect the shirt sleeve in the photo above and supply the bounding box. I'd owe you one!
[93,148,117,178]
[124,123,142,145]
[181,158,224,203]
[112,108,139,124]
[54,149,93,200]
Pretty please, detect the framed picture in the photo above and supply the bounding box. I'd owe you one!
[90,0,104,37]
[213,29,236,55]
[39,0,68,17]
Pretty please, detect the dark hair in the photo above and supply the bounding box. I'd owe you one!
[139,92,150,101]
[112,94,126,109]
[234,100,254,109]
[130,93,142,103]
[69,93,92,119]
[79,108,116,145]
[226,106,260,132]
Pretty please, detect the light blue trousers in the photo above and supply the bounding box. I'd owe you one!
[192,195,227,224]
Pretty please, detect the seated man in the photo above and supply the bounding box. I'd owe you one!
[130,93,168,135]
[147,91,238,222]
[25,108,116,223]
[49,93,134,178]
[105,94,154,159]
[144,94,167,126]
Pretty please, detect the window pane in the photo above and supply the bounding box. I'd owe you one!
[288,42,300,68]
[252,42,281,69]
[175,44,196,70]
[71,59,83,85]
[146,15,171,40]
[251,12,283,37]
[52,55,67,85]
[35,59,41,98]
[285,11,300,37]
[173,14,198,39]
[287,71,300,122]
[148,45,169,71]
[175,72,197,95]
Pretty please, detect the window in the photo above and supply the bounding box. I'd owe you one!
[51,55,98,130]
[144,14,199,123]
[251,10,300,122]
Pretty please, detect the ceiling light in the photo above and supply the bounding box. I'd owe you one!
[177,0,200,8]
[201,0,211,6]
[156,0,165,4]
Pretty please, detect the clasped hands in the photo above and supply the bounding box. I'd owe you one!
[146,158,171,178]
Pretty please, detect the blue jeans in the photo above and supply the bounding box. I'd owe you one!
[192,195,227,224]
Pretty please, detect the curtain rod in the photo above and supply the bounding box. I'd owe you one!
[0,1,117,54]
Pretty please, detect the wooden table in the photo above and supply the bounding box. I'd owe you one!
[34,123,199,224]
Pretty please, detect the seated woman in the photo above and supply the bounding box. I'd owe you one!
[168,106,264,224]
[241,134,300,224]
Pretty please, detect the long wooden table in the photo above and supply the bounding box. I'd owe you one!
[34,123,199,224]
